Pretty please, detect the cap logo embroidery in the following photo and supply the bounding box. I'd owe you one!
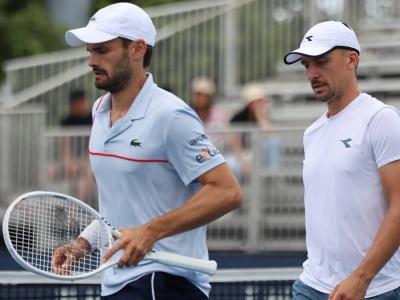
[342,22,352,30]
[305,35,313,41]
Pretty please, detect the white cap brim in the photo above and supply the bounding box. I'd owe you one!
[65,27,118,47]
[284,46,334,64]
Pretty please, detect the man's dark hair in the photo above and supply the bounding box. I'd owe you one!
[120,37,153,68]
[69,89,85,103]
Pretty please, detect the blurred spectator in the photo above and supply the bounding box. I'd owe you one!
[226,82,281,182]
[61,89,92,126]
[190,77,228,148]
[50,89,95,203]
[191,77,227,125]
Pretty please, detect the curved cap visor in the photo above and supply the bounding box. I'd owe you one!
[65,27,118,47]
[284,46,334,64]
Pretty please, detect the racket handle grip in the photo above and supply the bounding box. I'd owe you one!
[145,251,217,276]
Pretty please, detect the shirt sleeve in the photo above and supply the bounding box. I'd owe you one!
[369,107,400,168]
[165,107,226,185]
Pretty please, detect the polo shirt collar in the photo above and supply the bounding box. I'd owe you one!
[127,73,156,120]
[94,73,156,121]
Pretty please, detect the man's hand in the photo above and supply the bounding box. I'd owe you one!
[51,237,91,275]
[328,274,369,300]
[102,226,156,268]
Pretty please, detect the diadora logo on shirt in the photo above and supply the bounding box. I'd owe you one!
[130,139,143,147]
[196,147,220,163]
[339,138,352,148]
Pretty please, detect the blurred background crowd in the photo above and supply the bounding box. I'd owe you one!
[1,0,400,258]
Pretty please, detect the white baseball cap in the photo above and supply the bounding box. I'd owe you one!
[191,77,216,95]
[241,82,266,104]
[65,2,156,47]
[284,21,360,65]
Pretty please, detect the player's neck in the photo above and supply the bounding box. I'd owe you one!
[327,86,361,118]
[109,72,147,124]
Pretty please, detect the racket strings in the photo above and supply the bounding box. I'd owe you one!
[7,195,111,277]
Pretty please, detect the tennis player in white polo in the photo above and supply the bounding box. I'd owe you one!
[54,3,242,299]
[284,21,400,300]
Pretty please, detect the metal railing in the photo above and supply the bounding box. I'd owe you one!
[0,109,306,252]
[206,125,305,252]
[1,0,400,253]
[2,0,400,125]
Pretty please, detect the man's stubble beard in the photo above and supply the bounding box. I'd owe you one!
[316,86,344,104]
[95,51,133,94]
[316,91,335,103]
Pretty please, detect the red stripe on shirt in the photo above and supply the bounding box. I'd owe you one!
[90,94,167,163]
[89,150,169,163]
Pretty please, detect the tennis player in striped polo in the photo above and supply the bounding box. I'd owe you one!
[60,3,242,299]
[284,21,400,299]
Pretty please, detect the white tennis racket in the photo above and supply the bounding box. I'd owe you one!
[2,191,217,281]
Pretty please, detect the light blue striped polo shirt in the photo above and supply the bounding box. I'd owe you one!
[89,73,225,297]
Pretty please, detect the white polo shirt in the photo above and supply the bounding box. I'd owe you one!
[89,74,225,297]
[301,93,400,297]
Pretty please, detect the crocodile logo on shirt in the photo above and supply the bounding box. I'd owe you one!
[130,139,143,147]
[339,138,352,148]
